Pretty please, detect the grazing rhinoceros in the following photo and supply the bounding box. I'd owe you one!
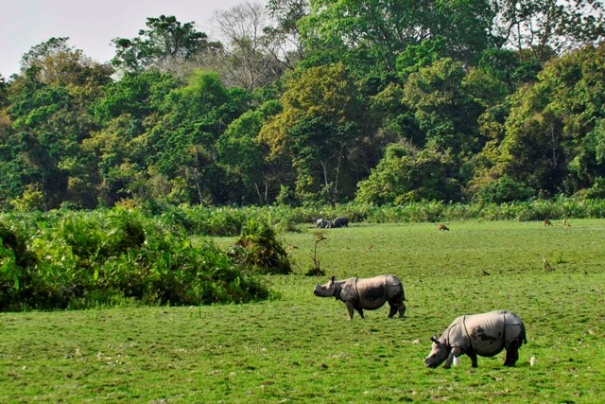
[424,310,527,369]
[316,218,332,228]
[331,217,349,228]
[313,275,406,320]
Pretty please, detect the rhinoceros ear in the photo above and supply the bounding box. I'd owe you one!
[330,275,335,282]
[431,336,441,345]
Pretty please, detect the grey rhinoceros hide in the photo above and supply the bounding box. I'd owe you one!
[331,217,349,228]
[424,310,527,368]
[316,218,332,228]
[313,275,406,320]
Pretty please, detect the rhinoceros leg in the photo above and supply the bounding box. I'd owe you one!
[503,327,525,366]
[467,351,478,368]
[387,285,405,318]
[398,302,406,318]
[345,302,355,319]
[443,347,464,369]
[504,349,519,366]
[345,302,364,319]
[388,302,406,318]
[504,339,522,366]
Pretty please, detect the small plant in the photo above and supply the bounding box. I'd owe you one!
[305,232,327,276]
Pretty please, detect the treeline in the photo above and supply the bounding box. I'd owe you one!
[1,0,605,211]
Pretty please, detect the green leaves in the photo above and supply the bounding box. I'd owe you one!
[356,144,463,204]
[0,209,271,310]
[259,63,366,203]
[111,15,215,74]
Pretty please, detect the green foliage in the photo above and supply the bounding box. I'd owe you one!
[403,57,486,155]
[91,70,177,123]
[230,219,292,275]
[217,100,282,205]
[301,0,495,73]
[356,143,463,204]
[494,43,605,197]
[111,15,216,74]
[259,63,368,203]
[0,209,270,310]
[10,186,45,211]
[1,7,605,210]
[471,174,534,204]
[396,37,448,78]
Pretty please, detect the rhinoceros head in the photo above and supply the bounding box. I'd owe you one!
[313,276,337,298]
[424,336,450,368]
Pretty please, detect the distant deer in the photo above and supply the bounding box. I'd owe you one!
[543,258,554,272]
[562,219,570,228]
[438,223,449,231]
[543,219,552,227]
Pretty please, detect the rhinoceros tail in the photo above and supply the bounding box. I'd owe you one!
[521,322,528,344]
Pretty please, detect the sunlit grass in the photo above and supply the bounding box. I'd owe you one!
[1,219,604,402]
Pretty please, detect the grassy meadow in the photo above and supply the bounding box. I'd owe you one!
[1,219,604,403]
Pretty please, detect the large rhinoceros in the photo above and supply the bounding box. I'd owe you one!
[424,310,527,369]
[331,217,349,228]
[313,275,406,320]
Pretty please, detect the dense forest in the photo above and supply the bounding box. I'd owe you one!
[1,0,605,212]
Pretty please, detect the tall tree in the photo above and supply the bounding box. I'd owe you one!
[146,70,250,205]
[217,100,283,204]
[486,43,605,197]
[300,0,496,74]
[111,15,219,76]
[20,37,113,87]
[4,39,113,209]
[265,0,308,70]
[491,0,605,60]
[402,58,488,156]
[211,2,284,89]
[356,143,463,204]
[8,70,86,209]
[259,63,366,203]
[87,71,177,206]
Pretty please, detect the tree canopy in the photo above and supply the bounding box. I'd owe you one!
[1,1,605,211]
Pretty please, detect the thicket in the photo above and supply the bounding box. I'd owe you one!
[0,209,272,311]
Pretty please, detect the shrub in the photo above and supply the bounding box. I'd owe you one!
[0,210,270,311]
[472,175,534,204]
[229,219,292,275]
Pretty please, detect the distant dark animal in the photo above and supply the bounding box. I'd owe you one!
[543,219,552,227]
[313,275,406,320]
[331,217,349,228]
[424,310,527,369]
[316,218,332,229]
[438,223,449,231]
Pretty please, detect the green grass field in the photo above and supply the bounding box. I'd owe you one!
[1,220,604,403]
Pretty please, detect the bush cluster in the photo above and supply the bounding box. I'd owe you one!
[0,209,271,311]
